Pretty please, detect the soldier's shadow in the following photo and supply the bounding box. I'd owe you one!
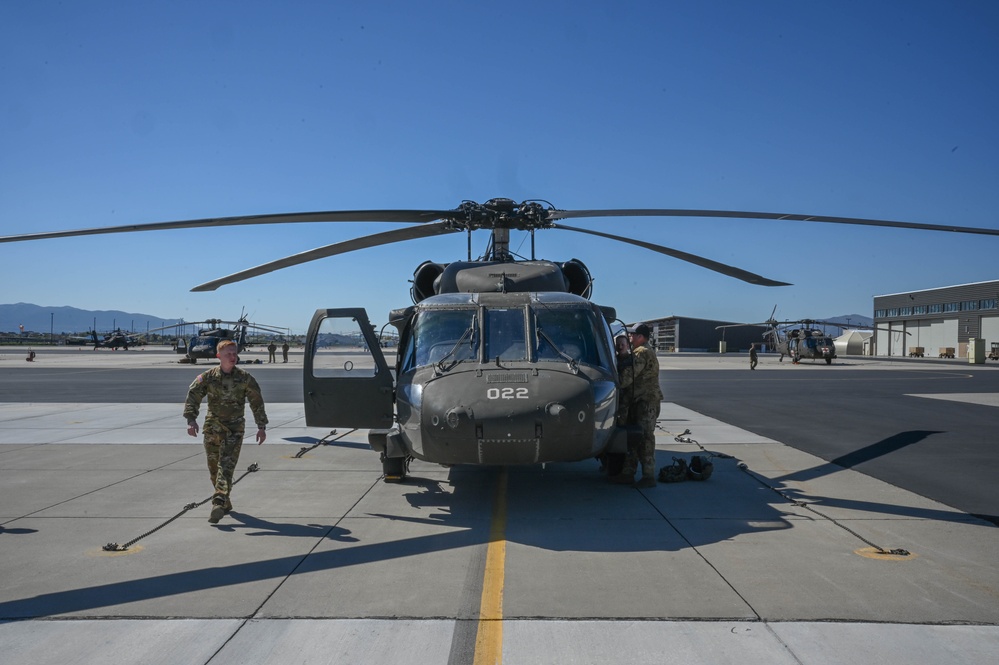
[215,512,358,542]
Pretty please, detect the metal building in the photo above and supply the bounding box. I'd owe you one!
[634,316,769,353]
[873,279,999,358]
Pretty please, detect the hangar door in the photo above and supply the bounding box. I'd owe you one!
[918,320,950,354]
[982,315,999,348]
[903,320,932,352]
[875,323,908,357]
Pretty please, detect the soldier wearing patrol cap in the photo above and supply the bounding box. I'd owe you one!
[610,322,664,488]
[184,339,269,523]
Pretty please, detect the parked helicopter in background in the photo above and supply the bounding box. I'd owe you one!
[772,322,839,364]
[89,328,143,351]
[4,198,997,481]
[148,316,286,363]
[718,308,887,364]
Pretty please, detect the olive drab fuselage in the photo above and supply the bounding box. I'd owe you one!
[303,292,629,469]
[775,328,836,364]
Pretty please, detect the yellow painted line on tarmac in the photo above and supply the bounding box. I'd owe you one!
[474,467,509,665]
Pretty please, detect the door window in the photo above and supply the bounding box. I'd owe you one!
[311,316,380,378]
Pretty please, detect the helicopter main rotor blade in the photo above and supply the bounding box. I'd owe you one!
[144,320,290,334]
[0,209,454,244]
[715,322,773,329]
[551,223,792,287]
[549,209,999,237]
[6,204,998,244]
[191,221,460,292]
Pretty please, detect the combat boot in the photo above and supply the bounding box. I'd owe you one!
[208,498,226,524]
[223,498,233,514]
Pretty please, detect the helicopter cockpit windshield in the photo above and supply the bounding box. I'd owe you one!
[803,336,834,349]
[404,308,479,370]
[534,306,611,369]
[486,308,528,361]
[400,301,614,373]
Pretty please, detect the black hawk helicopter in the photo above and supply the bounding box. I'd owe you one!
[147,316,287,363]
[718,307,895,364]
[3,198,997,480]
[89,328,143,351]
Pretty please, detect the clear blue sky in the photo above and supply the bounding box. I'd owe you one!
[3,1,998,334]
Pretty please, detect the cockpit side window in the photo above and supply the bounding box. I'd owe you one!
[402,308,478,371]
[485,308,527,361]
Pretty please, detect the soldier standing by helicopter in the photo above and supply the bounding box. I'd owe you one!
[610,323,664,488]
[598,334,635,474]
[614,334,633,424]
[749,342,758,370]
[184,340,268,523]
[267,340,277,363]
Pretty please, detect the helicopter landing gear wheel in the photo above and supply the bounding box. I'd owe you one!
[826,358,832,365]
[381,454,408,483]
[189,356,197,364]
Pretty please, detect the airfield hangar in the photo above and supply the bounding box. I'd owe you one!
[873,279,999,358]
[633,316,768,353]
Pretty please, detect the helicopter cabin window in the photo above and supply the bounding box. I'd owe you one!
[485,308,527,361]
[534,307,613,370]
[403,308,478,370]
[311,316,380,378]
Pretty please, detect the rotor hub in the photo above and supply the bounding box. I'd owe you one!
[446,199,558,232]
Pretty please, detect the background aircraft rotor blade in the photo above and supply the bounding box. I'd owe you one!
[192,221,460,291]
[715,322,773,329]
[551,223,792,287]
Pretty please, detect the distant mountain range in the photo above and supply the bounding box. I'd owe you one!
[0,303,182,334]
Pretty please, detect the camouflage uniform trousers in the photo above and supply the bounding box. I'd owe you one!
[203,419,244,506]
[621,400,661,478]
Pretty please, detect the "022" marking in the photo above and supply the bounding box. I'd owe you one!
[486,387,529,400]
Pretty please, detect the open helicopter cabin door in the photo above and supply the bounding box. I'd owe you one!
[304,309,394,428]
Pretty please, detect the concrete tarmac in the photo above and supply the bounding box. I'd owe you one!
[1,349,998,664]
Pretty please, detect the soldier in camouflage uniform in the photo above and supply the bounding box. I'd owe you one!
[184,339,268,523]
[610,323,664,488]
